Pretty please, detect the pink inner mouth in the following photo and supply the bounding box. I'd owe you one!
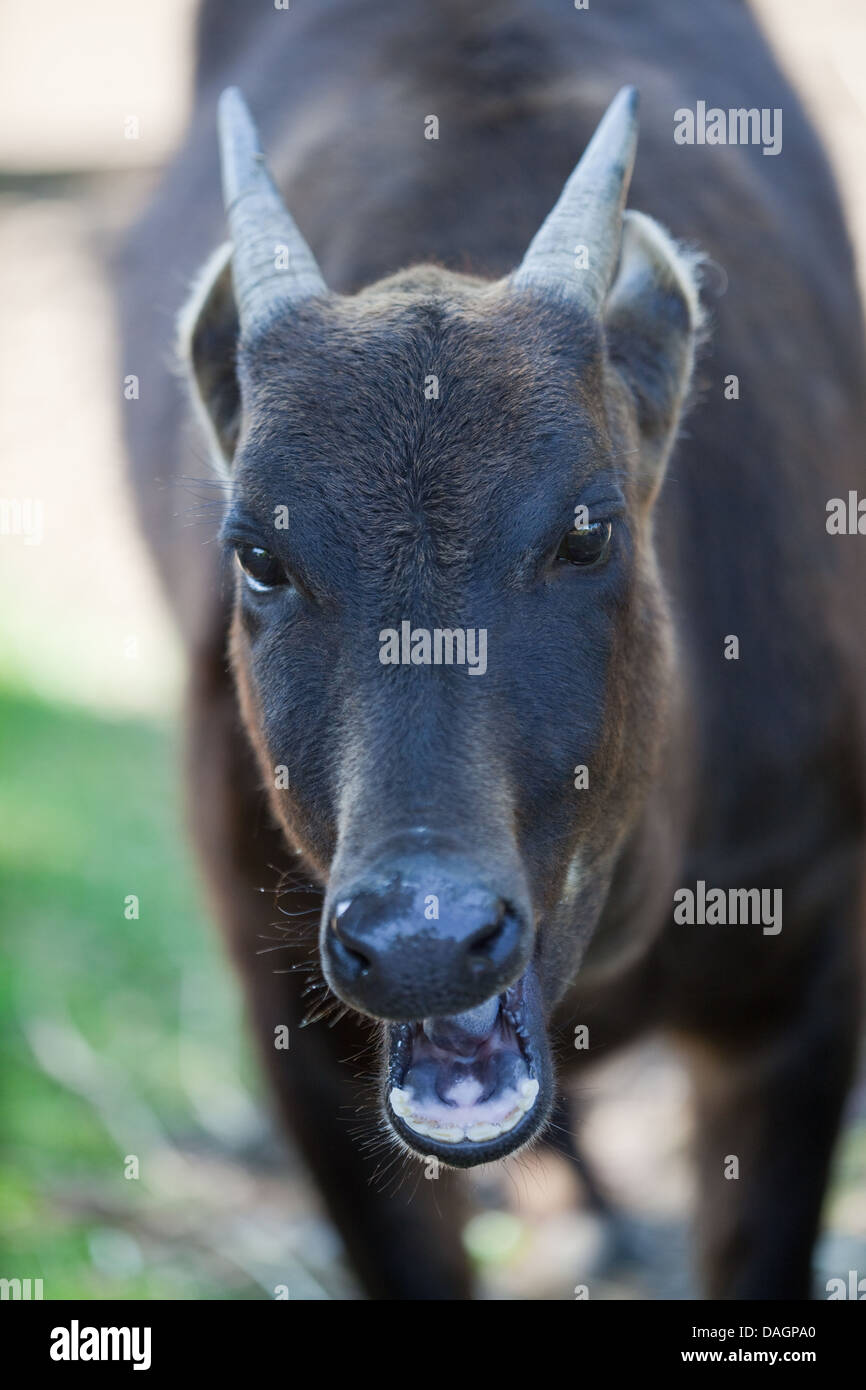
[388,987,538,1144]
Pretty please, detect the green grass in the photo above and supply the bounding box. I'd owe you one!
[0,684,260,1299]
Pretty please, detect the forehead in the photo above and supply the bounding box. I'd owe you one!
[233,275,609,527]
[228,282,623,607]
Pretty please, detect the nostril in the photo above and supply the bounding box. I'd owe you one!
[467,900,509,963]
[329,913,372,975]
[468,925,501,956]
[345,944,371,974]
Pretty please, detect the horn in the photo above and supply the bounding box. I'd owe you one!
[511,86,639,311]
[217,86,326,334]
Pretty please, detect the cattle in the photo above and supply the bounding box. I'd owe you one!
[117,0,866,1299]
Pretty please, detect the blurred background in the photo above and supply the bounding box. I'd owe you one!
[1,0,865,1299]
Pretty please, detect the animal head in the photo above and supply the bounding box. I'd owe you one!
[181,86,703,1165]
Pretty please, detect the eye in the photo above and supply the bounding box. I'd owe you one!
[235,544,289,593]
[556,519,612,568]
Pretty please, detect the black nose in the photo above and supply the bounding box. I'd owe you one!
[322,856,531,1019]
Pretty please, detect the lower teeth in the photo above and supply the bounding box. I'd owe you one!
[389,1077,539,1143]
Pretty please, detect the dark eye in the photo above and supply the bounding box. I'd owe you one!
[235,544,289,592]
[556,519,612,568]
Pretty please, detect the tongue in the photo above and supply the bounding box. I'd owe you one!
[422,995,500,1054]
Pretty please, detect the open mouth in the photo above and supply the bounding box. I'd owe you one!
[385,964,551,1166]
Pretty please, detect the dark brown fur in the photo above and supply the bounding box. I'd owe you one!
[118,0,866,1298]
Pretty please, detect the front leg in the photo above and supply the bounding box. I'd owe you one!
[676,901,861,1300]
[186,648,471,1299]
[231,921,472,1299]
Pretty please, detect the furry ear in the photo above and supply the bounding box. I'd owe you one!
[605,209,705,502]
[177,243,240,473]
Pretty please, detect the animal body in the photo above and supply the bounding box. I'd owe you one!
[118,0,866,1298]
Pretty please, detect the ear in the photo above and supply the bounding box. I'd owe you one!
[177,242,240,474]
[604,209,705,503]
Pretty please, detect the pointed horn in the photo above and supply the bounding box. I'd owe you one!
[217,87,326,334]
[511,86,639,311]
